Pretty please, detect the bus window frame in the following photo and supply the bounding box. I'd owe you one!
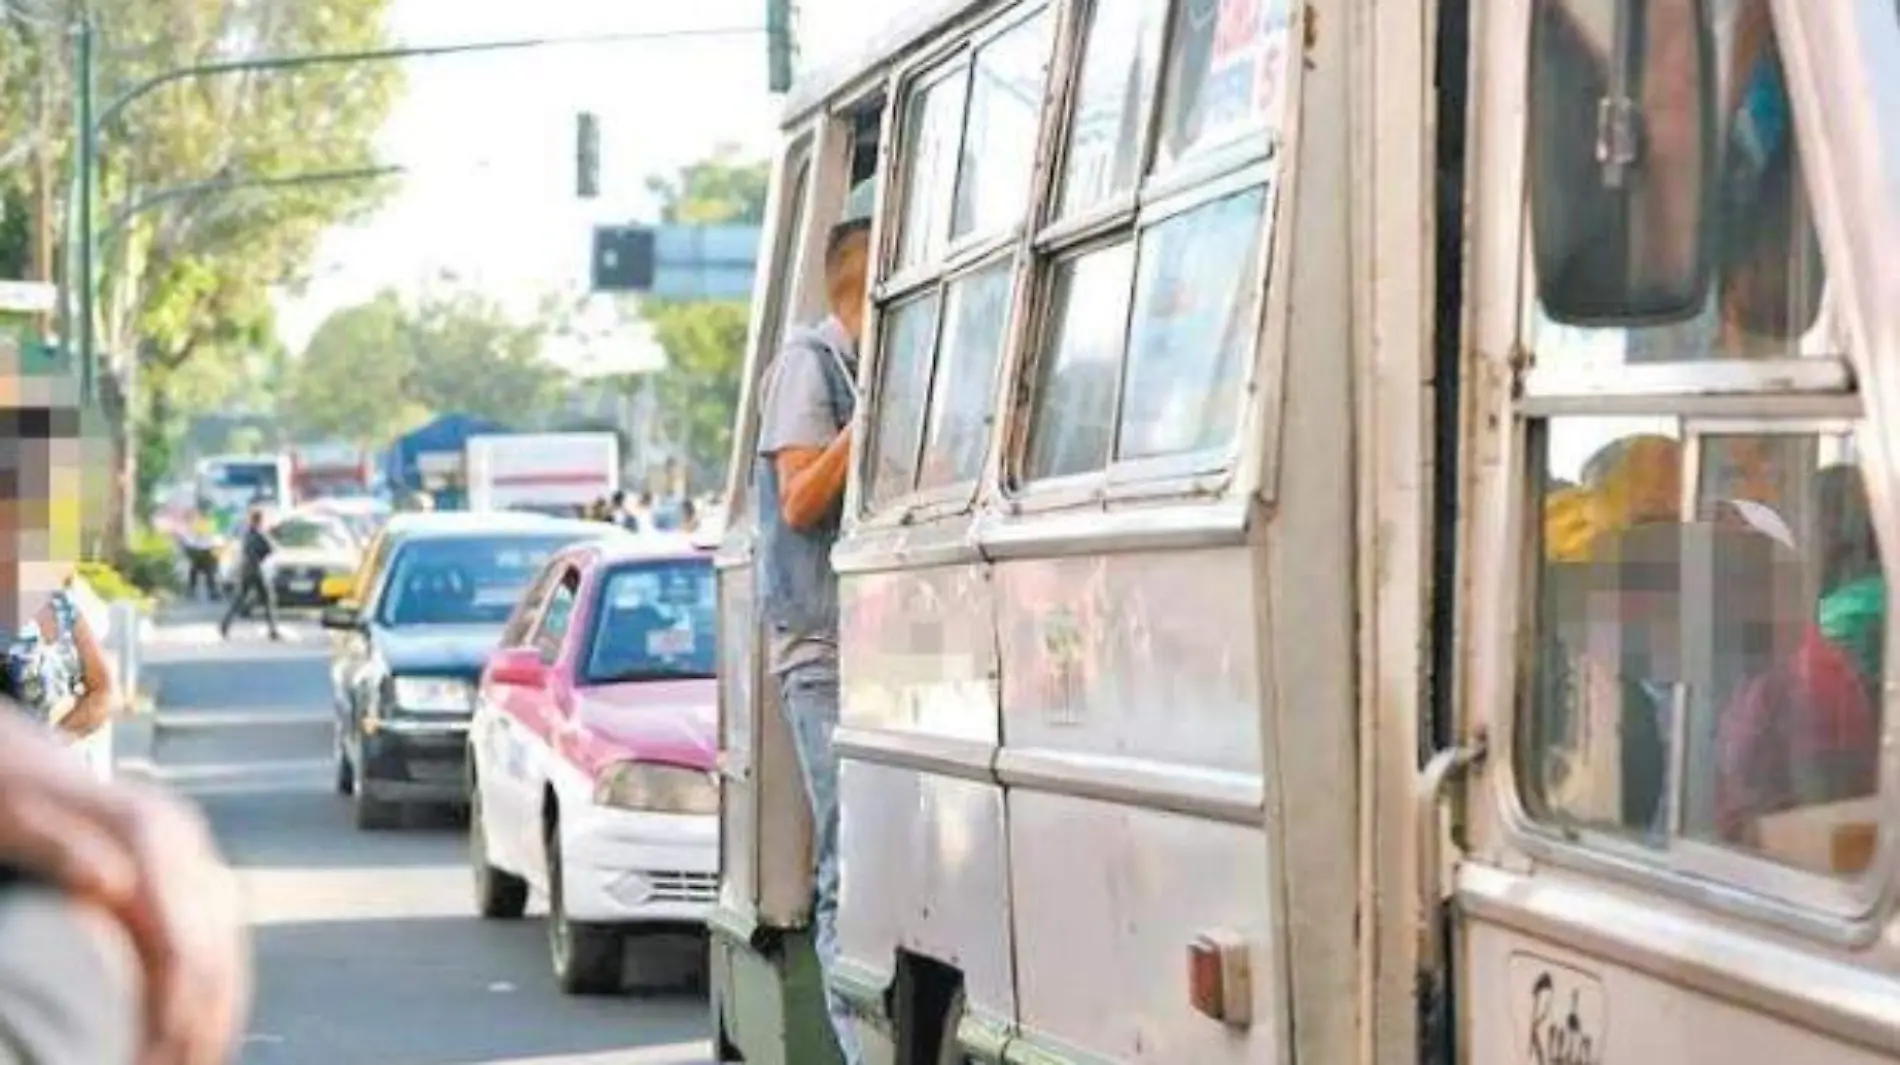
[1485,0,1900,941]
[998,0,1294,514]
[854,1,1059,527]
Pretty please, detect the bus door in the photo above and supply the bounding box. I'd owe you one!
[1439,1,1900,1061]
[710,89,885,1056]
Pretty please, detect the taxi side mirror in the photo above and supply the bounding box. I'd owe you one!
[487,647,549,689]
[321,604,363,632]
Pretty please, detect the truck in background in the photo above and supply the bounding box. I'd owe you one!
[380,413,510,511]
[194,453,292,536]
[288,442,374,503]
[465,431,619,517]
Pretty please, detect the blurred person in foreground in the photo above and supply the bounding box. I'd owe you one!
[753,178,874,1065]
[0,346,250,1064]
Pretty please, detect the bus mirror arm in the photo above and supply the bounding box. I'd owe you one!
[1415,731,1490,974]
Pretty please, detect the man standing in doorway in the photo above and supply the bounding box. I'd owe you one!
[220,508,281,642]
[754,180,873,1065]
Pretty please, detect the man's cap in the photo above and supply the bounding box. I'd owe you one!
[841,178,875,225]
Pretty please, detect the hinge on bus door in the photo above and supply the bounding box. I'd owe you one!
[1415,729,1488,973]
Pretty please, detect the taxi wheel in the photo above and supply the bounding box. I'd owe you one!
[471,786,528,920]
[546,818,623,995]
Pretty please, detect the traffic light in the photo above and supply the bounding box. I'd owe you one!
[766,0,795,93]
[591,226,655,292]
[576,111,600,199]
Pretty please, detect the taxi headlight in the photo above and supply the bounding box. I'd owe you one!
[593,762,718,814]
[389,676,475,713]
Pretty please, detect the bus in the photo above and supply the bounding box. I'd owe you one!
[709,0,1900,1062]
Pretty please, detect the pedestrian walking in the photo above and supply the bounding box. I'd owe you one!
[220,508,282,641]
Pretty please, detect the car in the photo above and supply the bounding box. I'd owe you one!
[218,509,361,608]
[467,534,718,995]
[322,512,620,830]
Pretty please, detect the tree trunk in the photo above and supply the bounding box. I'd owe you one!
[99,360,136,564]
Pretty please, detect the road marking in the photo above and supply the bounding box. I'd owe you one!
[149,757,333,783]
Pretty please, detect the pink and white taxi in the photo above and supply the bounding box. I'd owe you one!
[467,534,719,994]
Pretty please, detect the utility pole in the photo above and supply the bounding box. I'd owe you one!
[73,19,94,402]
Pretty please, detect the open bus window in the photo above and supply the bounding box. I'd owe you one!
[1528,0,1828,368]
[1521,417,1885,879]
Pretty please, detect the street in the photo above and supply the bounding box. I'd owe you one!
[137,602,715,1065]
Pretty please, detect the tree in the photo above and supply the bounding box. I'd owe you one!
[635,149,770,489]
[281,292,429,445]
[645,143,770,226]
[282,285,573,445]
[2,0,406,552]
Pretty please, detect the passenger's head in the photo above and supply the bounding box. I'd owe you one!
[0,342,94,635]
[827,178,876,344]
[826,220,871,343]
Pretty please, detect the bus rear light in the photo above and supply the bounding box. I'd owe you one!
[1187,931,1252,1027]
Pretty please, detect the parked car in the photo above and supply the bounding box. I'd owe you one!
[219,508,360,608]
[322,511,617,830]
[468,534,718,994]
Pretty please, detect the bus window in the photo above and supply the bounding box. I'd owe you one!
[1057,0,1167,217]
[1521,417,1885,881]
[1153,0,1293,174]
[1018,0,1288,490]
[1024,244,1136,481]
[866,6,1052,511]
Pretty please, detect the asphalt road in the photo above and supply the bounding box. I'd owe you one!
[139,602,715,1065]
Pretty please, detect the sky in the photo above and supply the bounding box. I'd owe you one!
[272,0,866,369]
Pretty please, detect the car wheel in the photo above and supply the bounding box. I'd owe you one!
[470,784,528,920]
[546,816,622,995]
[333,728,355,796]
[352,780,398,831]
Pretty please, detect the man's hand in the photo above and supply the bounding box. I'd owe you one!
[0,713,249,1065]
[777,424,855,531]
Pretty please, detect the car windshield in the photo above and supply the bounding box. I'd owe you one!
[582,557,716,684]
[272,518,351,551]
[378,535,578,627]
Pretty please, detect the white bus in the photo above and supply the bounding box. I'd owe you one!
[708,1,1900,1062]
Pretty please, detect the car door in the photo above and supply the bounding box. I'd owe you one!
[477,559,566,878]
[495,564,583,884]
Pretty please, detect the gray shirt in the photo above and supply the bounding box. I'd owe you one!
[757,315,856,674]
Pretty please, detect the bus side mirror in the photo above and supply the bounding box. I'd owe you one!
[1529,0,1715,326]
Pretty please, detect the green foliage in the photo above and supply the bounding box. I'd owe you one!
[637,150,771,488]
[646,144,770,226]
[98,525,179,597]
[645,299,750,488]
[283,286,572,444]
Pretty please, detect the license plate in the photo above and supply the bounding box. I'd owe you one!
[287,578,315,593]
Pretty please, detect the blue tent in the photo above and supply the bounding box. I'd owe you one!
[382,414,510,509]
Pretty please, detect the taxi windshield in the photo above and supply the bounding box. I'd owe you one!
[582,558,716,684]
[378,535,574,627]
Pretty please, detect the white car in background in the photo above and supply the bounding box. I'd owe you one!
[219,509,361,607]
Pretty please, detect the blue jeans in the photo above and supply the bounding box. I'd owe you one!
[778,660,862,1065]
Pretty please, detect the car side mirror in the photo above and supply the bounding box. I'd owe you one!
[487,647,549,689]
[320,604,364,631]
